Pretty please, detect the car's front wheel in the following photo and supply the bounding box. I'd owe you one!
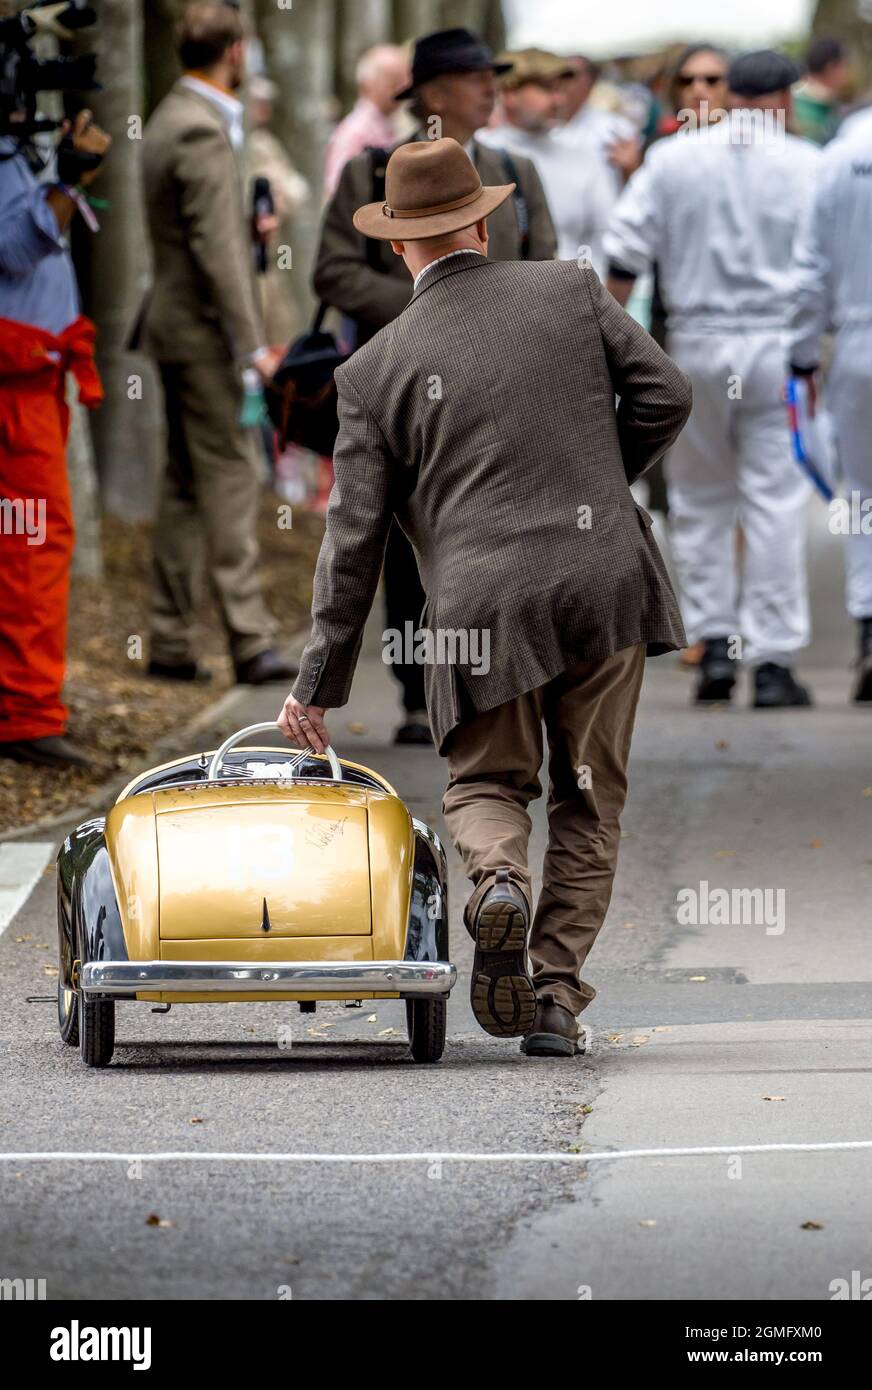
[406,997,446,1063]
[79,995,115,1067]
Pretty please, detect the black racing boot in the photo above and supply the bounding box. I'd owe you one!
[694,636,737,703]
[521,993,585,1058]
[0,734,97,770]
[394,710,433,745]
[753,663,813,708]
[853,618,872,703]
[469,869,536,1038]
[234,650,298,685]
[147,658,212,683]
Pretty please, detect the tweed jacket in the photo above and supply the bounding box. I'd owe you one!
[293,256,692,752]
[136,82,263,364]
[313,135,557,339]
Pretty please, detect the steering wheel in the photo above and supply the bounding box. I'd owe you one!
[207,722,343,783]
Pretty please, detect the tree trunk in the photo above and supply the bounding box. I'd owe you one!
[143,0,184,116]
[84,0,163,521]
[335,0,391,115]
[392,0,442,47]
[66,380,103,580]
[254,0,337,325]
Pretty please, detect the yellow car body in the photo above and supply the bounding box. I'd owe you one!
[56,726,453,1065]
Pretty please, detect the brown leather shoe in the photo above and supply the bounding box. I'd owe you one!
[521,994,584,1057]
[470,868,536,1037]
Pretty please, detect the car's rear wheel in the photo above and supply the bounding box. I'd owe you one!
[406,997,446,1063]
[58,981,79,1046]
[79,995,115,1067]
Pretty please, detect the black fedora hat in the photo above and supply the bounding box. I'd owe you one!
[395,27,513,99]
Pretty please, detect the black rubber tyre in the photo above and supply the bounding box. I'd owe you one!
[79,995,115,1067]
[57,980,79,1047]
[406,997,447,1063]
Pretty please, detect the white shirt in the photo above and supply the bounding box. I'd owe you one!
[603,112,821,332]
[180,74,245,151]
[789,106,872,367]
[413,248,483,292]
[478,121,616,272]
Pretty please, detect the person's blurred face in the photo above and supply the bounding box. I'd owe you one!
[250,96,272,128]
[363,51,411,112]
[673,48,728,118]
[819,57,853,98]
[421,69,497,135]
[224,38,247,92]
[555,58,595,121]
[503,80,563,134]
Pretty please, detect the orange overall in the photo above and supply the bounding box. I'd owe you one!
[0,315,102,741]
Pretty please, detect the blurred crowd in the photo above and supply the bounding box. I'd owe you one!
[1,0,871,770]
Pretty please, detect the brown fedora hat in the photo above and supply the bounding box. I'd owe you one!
[352,137,515,241]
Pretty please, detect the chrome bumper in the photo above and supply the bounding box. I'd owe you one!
[80,960,456,997]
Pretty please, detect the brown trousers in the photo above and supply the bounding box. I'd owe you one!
[442,644,646,1016]
[150,360,276,667]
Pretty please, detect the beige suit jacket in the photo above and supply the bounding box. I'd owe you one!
[137,81,263,363]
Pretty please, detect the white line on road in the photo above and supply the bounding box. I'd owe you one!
[0,841,54,935]
[1,1140,871,1165]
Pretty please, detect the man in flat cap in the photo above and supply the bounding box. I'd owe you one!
[479,48,621,274]
[280,137,691,1057]
[605,50,821,708]
[314,28,556,748]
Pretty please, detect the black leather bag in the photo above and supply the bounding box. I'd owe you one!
[264,302,348,455]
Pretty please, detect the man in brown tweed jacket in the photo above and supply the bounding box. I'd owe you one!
[280,138,692,1057]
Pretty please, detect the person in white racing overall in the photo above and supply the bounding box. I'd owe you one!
[603,50,821,707]
[787,105,872,703]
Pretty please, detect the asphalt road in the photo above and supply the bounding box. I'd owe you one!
[1,506,870,1301]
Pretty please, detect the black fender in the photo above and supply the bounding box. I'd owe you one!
[56,817,127,988]
[404,820,449,964]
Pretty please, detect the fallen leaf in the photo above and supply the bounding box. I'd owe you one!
[801,1220,824,1230]
[652,1026,672,1033]
[689,975,707,982]
[14,935,32,943]
[809,840,822,849]
[606,1033,624,1042]
[190,1116,204,1124]
[715,739,729,750]
[145,1214,174,1229]
[347,722,368,735]
[715,850,737,859]
[581,1104,593,1114]
[862,787,872,798]
[621,921,637,930]
[630,1034,650,1045]
[43,966,58,978]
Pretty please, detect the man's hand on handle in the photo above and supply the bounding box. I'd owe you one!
[277,695,330,754]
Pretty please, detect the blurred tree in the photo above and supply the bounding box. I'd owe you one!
[336,0,391,115]
[254,0,336,325]
[144,0,184,116]
[81,0,162,521]
[811,1,872,92]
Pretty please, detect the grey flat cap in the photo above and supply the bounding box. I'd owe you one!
[728,49,801,97]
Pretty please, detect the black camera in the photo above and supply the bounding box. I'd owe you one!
[0,1,98,142]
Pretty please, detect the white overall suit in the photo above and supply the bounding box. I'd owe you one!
[604,112,820,666]
[788,106,872,622]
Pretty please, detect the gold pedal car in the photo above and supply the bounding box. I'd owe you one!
[56,724,454,1067]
